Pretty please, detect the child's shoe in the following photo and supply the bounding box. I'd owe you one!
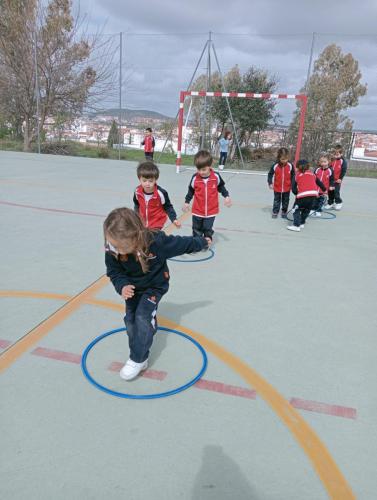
[300,224,305,228]
[272,212,278,218]
[281,211,288,219]
[314,211,322,217]
[309,210,315,215]
[219,164,224,170]
[120,359,148,381]
[324,204,334,209]
[335,203,343,210]
[287,225,300,232]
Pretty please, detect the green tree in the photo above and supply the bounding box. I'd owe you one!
[289,44,367,161]
[0,0,114,151]
[107,119,119,148]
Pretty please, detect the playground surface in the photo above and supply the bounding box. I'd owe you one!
[1,150,376,500]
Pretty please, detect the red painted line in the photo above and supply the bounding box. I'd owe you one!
[0,339,12,349]
[108,361,167,381]
[290,398,357,420]
[0,339,358,418]
[31,346,82,364]
[195,379,257,399]
[0,200,106,218]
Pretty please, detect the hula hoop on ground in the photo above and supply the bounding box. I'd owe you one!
[286,209,336,222]
[168,248,215,263]
[81,326,208,400]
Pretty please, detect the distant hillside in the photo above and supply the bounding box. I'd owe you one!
[89,108,173,121]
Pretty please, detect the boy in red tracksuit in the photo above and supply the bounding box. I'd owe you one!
[267,147,295,219]
[133,162,181,230]
[287,159,326,232]
[141,127,155,160]
[325,144,348,210]
[183,150,232,241]
[312,153,334,216]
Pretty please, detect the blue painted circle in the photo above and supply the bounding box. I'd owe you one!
[81,326,208,399]
[286,209,336,222]
[168,248,215,263]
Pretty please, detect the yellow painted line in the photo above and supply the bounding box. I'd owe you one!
[0,276,108,372]
[0,290,355,499]
[0,213,190,373]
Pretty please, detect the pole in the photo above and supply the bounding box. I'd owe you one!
[33,30,41,154]
[118,32,123,160]
[207,31,212,151]
[176,91,185,173]
[295,95,307,166]
[156,39,209,164]
[305,32,316,93]
[211,42,245,168]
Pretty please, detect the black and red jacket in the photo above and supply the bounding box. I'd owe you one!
[330,157,347,181]
[292,171,326,199]
[314,167,334,194]
[133,185,177,230]
[185,169,229,218]
[141,135,155,153]
[267,162,295,193]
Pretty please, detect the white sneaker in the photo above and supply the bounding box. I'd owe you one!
[120,359,148,381]
[324,204,334,209]
[287,225,300,232]
[219,164,224,170]
[335,203,343,210]
[300,224,305,228]
[309,210,315,215]
[314,211,322,217]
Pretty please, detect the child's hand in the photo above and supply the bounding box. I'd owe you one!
[173,219,181,228]
[269,184,273,190]
[121,285,135,300]
[182,203,190,213]
[224,196,232,207]
[205,237,212,247]
[329,187,335,191]
[336,179,342,184]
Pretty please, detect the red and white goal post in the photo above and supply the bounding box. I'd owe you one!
[175,90,308,173]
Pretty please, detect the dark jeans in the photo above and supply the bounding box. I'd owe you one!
[145,152,154,160]
[273,191,290,214]
[219,152,228,166]
[192,215,215,240]
[124,286,167,363]
[327,183,342,205]
[313,194,326,212]
[292,197,316,227]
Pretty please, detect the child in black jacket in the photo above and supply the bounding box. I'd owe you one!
[104,207,210,380]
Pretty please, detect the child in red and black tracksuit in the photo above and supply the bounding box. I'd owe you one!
[287,159,326,232]
[313,153,334,216]
[183,150,232,241]
[141,127,155,160]
[104,208,210,380]
[326,144,347,210]
[133,162,181,230]
[267,147,295,219]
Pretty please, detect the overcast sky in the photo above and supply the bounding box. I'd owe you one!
[72,0,376,129]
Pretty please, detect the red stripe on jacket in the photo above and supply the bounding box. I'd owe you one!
[135,185,167,229]
[296,171,319,199]
[192,170,220,217]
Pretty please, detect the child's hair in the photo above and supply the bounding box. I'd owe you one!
[137,161,159,180]
[224,131,231,139]
[318,152,330,161]
[145,127,152,133]
[296,159,310,173]
[276,147,290,162]
[103,207,153,273]
[194,150,213,169]
[333,144,343,153]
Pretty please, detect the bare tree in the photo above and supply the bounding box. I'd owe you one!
[0,0,118,151]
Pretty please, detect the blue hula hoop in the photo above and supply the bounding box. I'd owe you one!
[286,209,336,222]
[168,248,215,263]
[81,326,208,399]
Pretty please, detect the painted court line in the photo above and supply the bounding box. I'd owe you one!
[0,200,106,218]
[1,338,356,417]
